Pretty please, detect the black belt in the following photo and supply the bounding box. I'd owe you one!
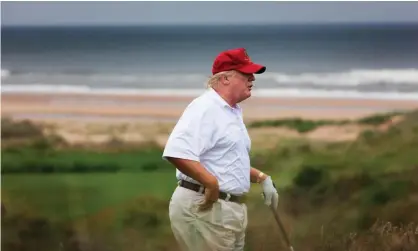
[178,180,246,204]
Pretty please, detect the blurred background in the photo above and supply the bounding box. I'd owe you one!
[2,2,418,251]
[2,1,418,99]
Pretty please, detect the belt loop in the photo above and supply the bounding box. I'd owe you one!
[225,193,231,202]
[198,186,204,194]
[178,180,182,186]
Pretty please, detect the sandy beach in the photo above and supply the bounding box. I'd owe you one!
[3,92,418,121]
[2,92,418,147]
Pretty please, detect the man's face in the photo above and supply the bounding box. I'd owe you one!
[229,71,255,103]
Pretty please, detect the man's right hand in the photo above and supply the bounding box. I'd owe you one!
[198,177,219,211]
[165,157,220,211]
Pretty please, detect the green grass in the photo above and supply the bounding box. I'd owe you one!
[356,111,404,125]
[248,118,348,132]
[2,110,418,251]
[247,110,406,132]
[2,172,177,222]
[1,146,172,173]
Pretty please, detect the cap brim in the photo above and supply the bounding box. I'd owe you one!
[237,63,266,74]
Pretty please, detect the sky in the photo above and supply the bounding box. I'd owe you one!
[2,1,418,26]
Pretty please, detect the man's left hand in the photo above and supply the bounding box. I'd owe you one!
[261,176,279,210]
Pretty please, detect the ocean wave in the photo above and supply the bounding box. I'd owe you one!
[0,84,206,96]
[258,69,418,86]
[1,68,11,78]
[0,69,207,83]
[3,84,418,100]
[2,68,418,88]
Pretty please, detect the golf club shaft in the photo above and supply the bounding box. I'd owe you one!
[270,205,294,251]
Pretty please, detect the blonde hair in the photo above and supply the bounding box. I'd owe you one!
[206,70,236,89]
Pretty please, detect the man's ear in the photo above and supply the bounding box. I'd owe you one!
[222,75,230,86]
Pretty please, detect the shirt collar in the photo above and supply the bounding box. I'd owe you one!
[207,88,242,112]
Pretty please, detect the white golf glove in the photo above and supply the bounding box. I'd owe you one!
[261,176,279,210]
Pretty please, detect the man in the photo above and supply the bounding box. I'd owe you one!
[162,48,279,251]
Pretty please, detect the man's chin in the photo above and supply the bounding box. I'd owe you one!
[240,92,252,102]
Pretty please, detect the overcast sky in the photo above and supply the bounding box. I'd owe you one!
[2,1,418,26]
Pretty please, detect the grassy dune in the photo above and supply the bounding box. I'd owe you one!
[248,110,404,132]
[1,110,418,251]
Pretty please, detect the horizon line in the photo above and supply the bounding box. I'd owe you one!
[2,21,418,28]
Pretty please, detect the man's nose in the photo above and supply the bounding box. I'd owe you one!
[249,74,255,82]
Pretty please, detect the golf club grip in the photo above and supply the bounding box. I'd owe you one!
[270,206,294,251]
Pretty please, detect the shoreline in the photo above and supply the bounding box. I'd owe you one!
[3,85,418,101]
[3,92,418,122]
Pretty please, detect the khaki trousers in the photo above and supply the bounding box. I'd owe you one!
[169,186,248,251]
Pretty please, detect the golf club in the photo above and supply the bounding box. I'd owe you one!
[269,204,295,251]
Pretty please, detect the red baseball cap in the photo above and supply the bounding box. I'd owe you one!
[212,48,266,75]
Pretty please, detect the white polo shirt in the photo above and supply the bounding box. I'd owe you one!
[162,88,252,195]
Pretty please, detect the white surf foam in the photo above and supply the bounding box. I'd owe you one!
[3,84,418,101]
[258,68,418,86]
[2,68,418,100]
[3,68,418,88]
[1,68,11,78]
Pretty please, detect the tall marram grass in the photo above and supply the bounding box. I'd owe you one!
[320,220,418,251]
[1,117,44,139]
[3,210,416,251]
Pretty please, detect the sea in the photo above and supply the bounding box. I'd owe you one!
[2,23,418,100]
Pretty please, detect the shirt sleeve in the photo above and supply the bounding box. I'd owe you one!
[162,104,214,162]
